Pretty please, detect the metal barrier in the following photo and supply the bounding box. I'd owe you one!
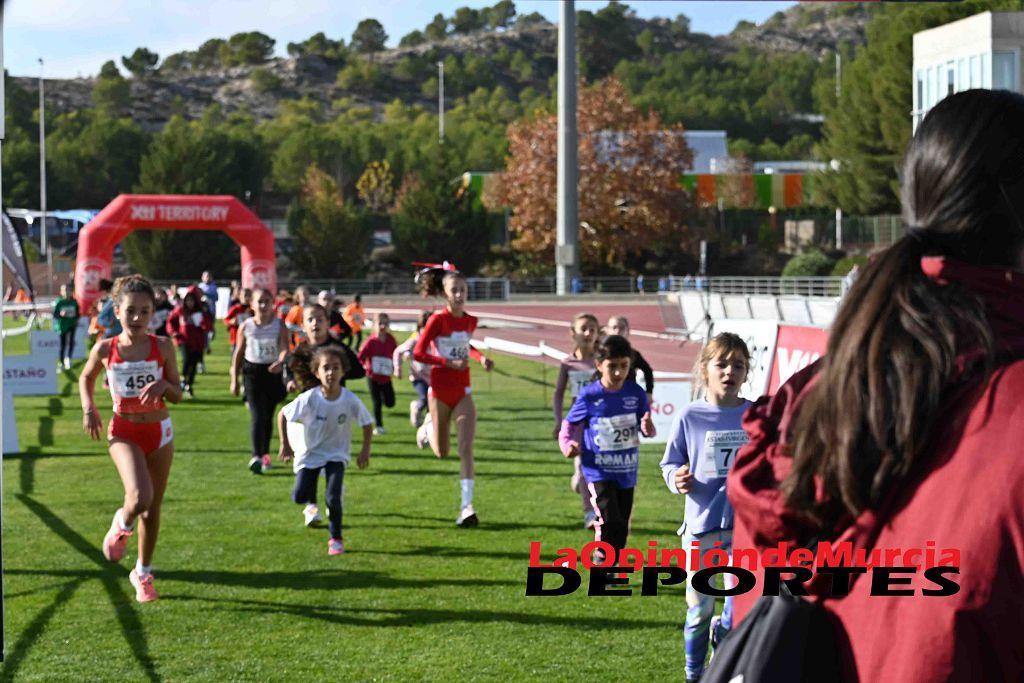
[668,290,840,339]
[667,276,843,298]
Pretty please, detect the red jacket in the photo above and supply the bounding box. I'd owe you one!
[223,303,252,346]
[357,333,398,384]
[166,305,213,351]
[728,257,1024,682]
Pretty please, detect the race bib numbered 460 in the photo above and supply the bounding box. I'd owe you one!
[109,360,161,398]
[594,413,640,452]
[371,356,394,376]
[699,430,750,478]
[436,333,471,362]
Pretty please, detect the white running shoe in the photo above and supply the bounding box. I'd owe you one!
[303,504,323,527]
[456,504,479,528]
[63,357,72,370]
[374,426,385,436]
[416,415,432,449]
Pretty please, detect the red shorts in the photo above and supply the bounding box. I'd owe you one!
[429,383,472,409]
[108,413,173,455]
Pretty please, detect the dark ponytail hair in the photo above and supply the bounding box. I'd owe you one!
[415,265,464,297]
[783,90,1024,531]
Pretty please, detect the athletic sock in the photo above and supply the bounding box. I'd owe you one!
[117,509,135,532]
[460,479,474,509]
[135,560,152,577]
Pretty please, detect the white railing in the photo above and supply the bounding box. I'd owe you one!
[667,276,844,298]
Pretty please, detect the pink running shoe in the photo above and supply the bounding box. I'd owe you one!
[261,454,272,473]
[102,509,133,562]
[328,538,345,556]
[129,569,159,602]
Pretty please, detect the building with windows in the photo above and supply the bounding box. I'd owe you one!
[913,11,1024,131]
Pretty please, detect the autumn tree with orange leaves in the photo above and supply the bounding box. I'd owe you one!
[492,77,703,271]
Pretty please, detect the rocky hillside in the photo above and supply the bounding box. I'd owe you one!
[13,2,874,133]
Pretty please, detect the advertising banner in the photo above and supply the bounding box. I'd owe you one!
[768,324,829,394]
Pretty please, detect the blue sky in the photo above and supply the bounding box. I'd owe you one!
[4,1,796,79]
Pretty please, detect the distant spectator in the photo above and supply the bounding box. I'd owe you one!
[636,273,645,294]
[52,283,80,370]
[96,278,122,339]
[343,294,366,348]
[319,290,352,342]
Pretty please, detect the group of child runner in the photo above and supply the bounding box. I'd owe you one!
[549,308,751,681]
[76,268,747,680]
[77,263,497,597]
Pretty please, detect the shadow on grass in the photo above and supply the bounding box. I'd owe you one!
[489,366,551,389]
[47,397,64,416]
[7,450,106,498]
[344,511,583,534]
[0,578,84,682]
[355,544,530,562]
[14,494,162,682]
[17,447,40,494]
[37,417,54,447]
[158,568,517,591]
[374,468,562,480]
[166,594,678,630]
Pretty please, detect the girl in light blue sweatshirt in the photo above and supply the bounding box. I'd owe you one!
[659,332,752,683]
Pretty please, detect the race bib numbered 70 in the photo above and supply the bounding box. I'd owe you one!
[699,430,749,478]
[371,356,394,376]
[109,360,160,398]
[436,333,470,362]
[594,413,640,452]
[568,370,593,398]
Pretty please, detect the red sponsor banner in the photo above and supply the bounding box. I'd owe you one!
[768,325,829,394]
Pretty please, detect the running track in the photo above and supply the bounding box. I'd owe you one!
[367,301,699,378]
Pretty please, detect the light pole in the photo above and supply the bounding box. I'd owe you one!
[555,0,579,296]
[830,159,843,249]
[437,61,445,143]
[38,58,48,258]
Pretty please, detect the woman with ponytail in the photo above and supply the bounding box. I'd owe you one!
[728,89,1024,682]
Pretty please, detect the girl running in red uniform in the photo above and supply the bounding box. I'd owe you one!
[357,312,397,435]
[79,275,183,603]
[412,265,494,527]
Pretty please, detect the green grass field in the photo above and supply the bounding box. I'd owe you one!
[2,331,694,681]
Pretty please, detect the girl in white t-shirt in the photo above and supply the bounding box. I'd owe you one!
[277,346,374,555]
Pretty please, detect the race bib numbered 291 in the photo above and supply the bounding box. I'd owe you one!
[568,370,593,398]
[109,360,160,398]
[436,333,470,362]
[594,413,640,452]
[371,356,394,376]
[699,430,750,478]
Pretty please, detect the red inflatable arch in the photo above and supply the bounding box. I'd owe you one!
[74,194,276,312]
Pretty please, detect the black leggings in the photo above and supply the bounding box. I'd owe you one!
[59,328,76,361]
[292,462,345,539]
[367,379,395,427]
[589,480,635,552]
[243,362,287,457]
[181,347,204,387]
